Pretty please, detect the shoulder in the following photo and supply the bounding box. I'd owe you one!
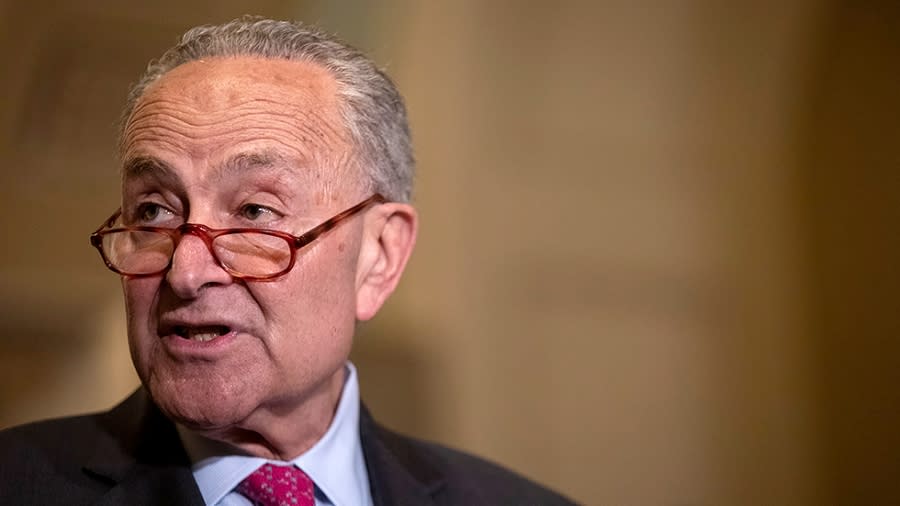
[363,414,578,505]
[0,390,188,505]
[0,389,155,469]
[0,414,112,504]
[0,413,107,464]
[404,431,577,504]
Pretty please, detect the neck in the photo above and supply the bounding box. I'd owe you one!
[180,366,347,461]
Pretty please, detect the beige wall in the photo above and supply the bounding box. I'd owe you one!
[1,1,897,504]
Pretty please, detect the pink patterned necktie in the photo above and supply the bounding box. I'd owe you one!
[236,463,315,506]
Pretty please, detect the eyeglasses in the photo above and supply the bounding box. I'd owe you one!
[90,194,386,281]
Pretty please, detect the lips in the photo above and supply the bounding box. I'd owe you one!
[158,318,238,344]
[172,325,231,342]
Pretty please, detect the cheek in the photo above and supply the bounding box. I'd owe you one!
[264,240,360,333]
[122,277,161,327]
[121,278,162,380]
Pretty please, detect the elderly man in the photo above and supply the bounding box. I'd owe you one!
[0,17,574,506]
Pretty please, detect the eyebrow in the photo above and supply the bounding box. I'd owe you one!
[122,150,304,182]
[222,150,292,177]
[122,156,173,179]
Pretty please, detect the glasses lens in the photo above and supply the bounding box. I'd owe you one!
[103,230,174,274]
[214,232,292,277]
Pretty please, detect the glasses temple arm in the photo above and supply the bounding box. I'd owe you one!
[92,209,123,234]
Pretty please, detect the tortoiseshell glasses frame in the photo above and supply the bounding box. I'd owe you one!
[89,194,386,282]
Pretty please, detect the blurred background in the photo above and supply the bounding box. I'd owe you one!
[1,1,897,504]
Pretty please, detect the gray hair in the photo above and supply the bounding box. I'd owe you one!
[121,16,414,202]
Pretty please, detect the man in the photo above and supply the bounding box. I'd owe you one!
[0,16,575,506]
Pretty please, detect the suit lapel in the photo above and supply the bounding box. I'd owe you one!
[80,393,443,505]
[82,389,205,506]
[91,466,203,506]
[359,405,444,506]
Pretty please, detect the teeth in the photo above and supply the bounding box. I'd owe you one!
[173,326,229,342]
[188,331,220,342]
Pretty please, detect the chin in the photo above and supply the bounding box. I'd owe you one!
[145,370,258,430]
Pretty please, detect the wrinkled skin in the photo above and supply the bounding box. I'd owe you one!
[119,57,417,459]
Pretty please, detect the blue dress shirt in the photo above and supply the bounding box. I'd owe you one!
[177,362,373,506]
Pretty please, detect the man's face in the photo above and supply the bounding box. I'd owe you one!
[120,57,366,432]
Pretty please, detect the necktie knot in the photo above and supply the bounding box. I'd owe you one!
[236,463,315,506]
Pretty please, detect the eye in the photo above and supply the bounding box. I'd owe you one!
[239,203,278,222]
[134,202,174,225]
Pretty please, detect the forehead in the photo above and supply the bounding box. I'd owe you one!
[121,56,352,184]
[139,56,340,108]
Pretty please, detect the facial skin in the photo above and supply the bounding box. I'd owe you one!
[120,57,417,460]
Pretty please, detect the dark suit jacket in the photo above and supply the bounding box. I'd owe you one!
[0,389,577,505]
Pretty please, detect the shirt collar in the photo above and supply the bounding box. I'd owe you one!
[178,362,371,506]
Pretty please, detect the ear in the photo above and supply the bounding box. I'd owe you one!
[355,202,418,321]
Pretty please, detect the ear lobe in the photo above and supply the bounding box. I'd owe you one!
[355,203,418,321]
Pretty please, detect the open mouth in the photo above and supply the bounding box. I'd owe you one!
[173,325,231,342]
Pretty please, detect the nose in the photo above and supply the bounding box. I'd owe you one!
[165,233,233,299]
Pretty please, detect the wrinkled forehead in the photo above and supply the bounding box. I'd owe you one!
[120,57,356,187]
[136,56,341,110]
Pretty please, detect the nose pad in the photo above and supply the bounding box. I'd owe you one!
[165,233,232,298]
